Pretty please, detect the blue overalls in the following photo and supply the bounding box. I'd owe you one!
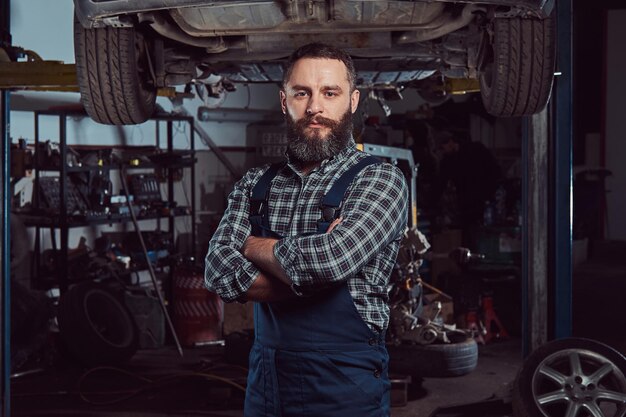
[244,156,391,417]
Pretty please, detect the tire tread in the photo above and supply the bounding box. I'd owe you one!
[74,15,156,125]
[389,338,478,377]
[480,16,555,117]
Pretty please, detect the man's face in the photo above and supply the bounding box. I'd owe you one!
[280,58,360,164]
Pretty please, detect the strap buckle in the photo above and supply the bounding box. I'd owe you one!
[250,200,265,216]
[320,205,339,222]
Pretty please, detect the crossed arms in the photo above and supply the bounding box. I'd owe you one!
[204,163,408,303]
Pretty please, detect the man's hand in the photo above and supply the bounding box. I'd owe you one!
[327,217,343,233]
[241,236,291,285]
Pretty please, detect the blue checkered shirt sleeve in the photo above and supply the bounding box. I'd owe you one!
[204,166,267,302]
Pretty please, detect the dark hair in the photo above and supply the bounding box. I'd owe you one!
[282,43,357,92]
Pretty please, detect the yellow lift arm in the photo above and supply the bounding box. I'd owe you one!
[0,47,175,96]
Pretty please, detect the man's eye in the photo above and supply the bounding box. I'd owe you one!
[295,91,308,97]
[325,92,337,97]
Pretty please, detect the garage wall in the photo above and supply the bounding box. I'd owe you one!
[605,9,626,240]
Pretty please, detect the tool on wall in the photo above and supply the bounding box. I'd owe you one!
[119,167,184,357]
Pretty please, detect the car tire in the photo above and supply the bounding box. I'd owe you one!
[74,15,156,125]
[388,337,478,377]
[479,15,555,117]
[58,282,139,366]
[512,338,626,417]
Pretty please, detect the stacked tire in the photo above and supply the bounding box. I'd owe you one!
[388,338,478,378]
[58,282,139,366]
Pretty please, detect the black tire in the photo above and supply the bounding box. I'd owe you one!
[74,15,156,125]
[388,338,478,377]
[513,338,626,417]
[58,282,139,366]
[479,15,555,117]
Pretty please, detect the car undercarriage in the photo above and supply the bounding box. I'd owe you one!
[73,0,556,124]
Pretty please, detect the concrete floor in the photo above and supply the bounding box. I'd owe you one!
[13,238,626,417]
[392,338,521,417]
[10,338,523,417]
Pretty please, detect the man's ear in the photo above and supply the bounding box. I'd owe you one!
[279,90,287,114]
[350,89,360,113]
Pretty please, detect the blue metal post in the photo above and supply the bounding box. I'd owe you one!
[0,90,9,417]
[553,0,573,338]
[1,0,11,413]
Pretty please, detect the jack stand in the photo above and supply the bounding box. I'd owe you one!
[481,295,509,343]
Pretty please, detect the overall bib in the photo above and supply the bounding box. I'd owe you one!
[244,157,391,417]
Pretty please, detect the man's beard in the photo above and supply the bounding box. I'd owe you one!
[285,108,354,166]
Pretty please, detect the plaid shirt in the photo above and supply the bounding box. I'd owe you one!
[205,140,408,333]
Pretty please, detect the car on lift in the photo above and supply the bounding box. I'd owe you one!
[72,0,555,125]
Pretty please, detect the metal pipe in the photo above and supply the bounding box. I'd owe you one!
[140,12,227,51]
[119,168,184,357]
[75,0,229,27]
[396,4,482,44]
[190,119,196,258]
[59,114,69,292]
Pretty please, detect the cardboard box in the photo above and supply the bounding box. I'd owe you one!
[223,302,255,335]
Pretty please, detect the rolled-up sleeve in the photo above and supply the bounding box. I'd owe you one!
[273,163,408,292]
[204,166,266,303]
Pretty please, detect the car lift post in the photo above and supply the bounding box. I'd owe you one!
[521,0,573,357]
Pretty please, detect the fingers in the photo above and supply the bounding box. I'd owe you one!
[326,217,343,233]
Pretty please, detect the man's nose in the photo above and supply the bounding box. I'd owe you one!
[306,94,323,115]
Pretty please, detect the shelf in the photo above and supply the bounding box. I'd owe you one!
[35,158,197,173]
[36,161,197,173]
[19,210,191,228]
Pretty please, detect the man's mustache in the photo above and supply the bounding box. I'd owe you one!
[297,114,338,129]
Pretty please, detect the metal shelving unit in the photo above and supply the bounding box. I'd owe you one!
[23,110,196,291]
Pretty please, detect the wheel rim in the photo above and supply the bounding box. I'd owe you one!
[531,348,626,417]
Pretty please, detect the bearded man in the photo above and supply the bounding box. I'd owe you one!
[205,43,408,417]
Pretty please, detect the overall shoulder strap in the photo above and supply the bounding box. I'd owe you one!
[250,162,285,206]
[249,162,286,237]
[317,155,381,233]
